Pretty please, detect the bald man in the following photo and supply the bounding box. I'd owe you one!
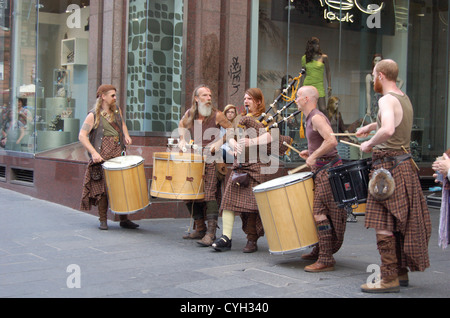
[357,59,431,293]
[296,86,347,272]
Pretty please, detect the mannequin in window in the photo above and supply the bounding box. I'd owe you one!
[326,96,346,134]
[365,54,404,121]
[300,37,331,114]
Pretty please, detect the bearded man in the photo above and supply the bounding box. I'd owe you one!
[356,59,431,293]
[79,84,138,230]
[178,84,232,246]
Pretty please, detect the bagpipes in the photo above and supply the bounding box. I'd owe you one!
[256,69,306,138]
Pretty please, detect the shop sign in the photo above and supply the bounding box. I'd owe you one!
[319,1,384,26]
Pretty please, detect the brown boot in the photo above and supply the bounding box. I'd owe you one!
[183,219,206,239]
[243,240,258,253]
[361,277,400,293]
[197,218,217,247]
[242,213,258,253]
[398,269,409,287]
[98,195,108,230]
[361,234,400,293]
[304,261,334,272]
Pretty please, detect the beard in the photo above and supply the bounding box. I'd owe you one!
[373,76,383,94]
[198,101,212,117]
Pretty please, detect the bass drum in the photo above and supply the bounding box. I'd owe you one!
[253,172,318,255]
[102,155,150,214]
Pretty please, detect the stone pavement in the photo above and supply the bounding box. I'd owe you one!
[0,186,449,302]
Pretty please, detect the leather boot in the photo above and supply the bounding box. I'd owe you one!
[98,195,108,230]
[398,268,409,287]
[243,240,258,253]
[183,218,206,239]
[197,218,218,247]
[243,213,258,253]
[361,234,400,293]
[119,216,139,229]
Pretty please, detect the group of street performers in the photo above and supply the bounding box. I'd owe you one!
[80,59,432,294]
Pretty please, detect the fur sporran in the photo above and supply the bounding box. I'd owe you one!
[368,168,395,201]
[90,163,103,181]
[215,162,227,181]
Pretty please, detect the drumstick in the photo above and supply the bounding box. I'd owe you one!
[288,163,308,175]
[401,145,419,171]
[331,133,358,136]
[283,141,302,156]
[339,140,361,148]
[331,132,375,137]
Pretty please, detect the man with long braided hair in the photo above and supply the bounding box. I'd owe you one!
[79,84,137,230]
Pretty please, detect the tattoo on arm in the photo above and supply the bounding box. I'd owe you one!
[81,123,92,132]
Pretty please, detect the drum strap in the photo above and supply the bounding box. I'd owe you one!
[312,156,341,180]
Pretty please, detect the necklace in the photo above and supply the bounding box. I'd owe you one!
[101,110,113,122]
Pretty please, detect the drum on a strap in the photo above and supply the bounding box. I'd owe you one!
[150,152,205,200]
[102,155,150,214]
[253,172,318,255]
[328,158,372,209]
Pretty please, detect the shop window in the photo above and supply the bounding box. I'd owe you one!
[126,0,184,133]
[255,0,449,164]
[0,1,90,154]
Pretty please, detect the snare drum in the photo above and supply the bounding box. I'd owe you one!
[150,152,205,200]
[253,172,318,255]
[328,158,372,208]
[102,155,150,214]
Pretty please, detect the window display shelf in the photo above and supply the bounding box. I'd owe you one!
[61,38,88,66]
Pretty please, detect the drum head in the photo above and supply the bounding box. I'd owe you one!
[328,158,371,174]
[253,172,313,192]
[102,155,144,170]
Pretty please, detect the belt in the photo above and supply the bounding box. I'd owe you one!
[373,153,411,171]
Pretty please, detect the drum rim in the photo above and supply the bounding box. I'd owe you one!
[269,242,317,255]
[109,202,150,214]
[328,158,372,173]
[153,152,204,163]
[150,189,205,197]
[102,156,144,170]
[154,157,204,163]
[252,172,313,192]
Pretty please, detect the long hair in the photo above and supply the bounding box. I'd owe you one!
[327,96,340,118]
[245,88,266,117]
[92,97,117,129]
[181,84,214,129]
[305,37,321,63]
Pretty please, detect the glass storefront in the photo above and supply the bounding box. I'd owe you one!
[126,0,184,133]
[0,0,89,154]
[1,0,448,166]
[255,0,449,163]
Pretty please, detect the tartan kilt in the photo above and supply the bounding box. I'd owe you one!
[80,136,122,210]
[365,150,432,271]
[312,165,347,246]
[204,162,221,202]
[220,162,270,214]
